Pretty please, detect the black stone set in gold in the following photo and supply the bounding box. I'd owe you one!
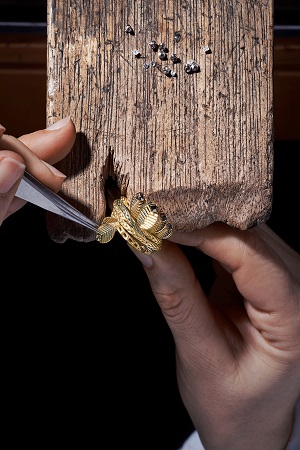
[96,192,173,254]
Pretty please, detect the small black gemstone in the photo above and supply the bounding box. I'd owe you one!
[184,64,192,73]
[149,203,158,212]
[125,25,134,35]
[136,193,145,201]
[174,32,181,43]
[158,51,167,61]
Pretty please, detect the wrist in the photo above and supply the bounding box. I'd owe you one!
[195,400,297,450]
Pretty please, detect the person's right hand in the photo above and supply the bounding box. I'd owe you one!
[0,117,76,225]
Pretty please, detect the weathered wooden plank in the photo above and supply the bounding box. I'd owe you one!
[46,0,273,243]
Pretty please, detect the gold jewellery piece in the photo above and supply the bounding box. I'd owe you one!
[96,192,173,254]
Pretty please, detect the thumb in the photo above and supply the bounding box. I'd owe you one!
[0,117,76,192]
[18,116,76,165]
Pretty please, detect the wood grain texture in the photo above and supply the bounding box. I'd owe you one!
[46,0,273,243]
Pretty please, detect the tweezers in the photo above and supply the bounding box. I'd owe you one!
[16,171,99,233]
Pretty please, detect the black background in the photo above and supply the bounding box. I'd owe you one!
[0,0,300,24]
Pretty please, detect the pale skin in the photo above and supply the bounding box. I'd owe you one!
[131,223,300,450]
[0,116,76,225]
[1,119,299,449]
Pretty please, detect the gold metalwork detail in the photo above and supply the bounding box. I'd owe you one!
[96,193,173,254]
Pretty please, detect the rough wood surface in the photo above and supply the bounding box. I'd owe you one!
[46,0,273,243]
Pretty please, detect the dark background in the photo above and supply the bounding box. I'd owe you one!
[1,1,299,449]
[0,0,300,24]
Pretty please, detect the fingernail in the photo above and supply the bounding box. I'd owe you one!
[0,124,6,138]
[42,160,67,178]
[0,157,25,194]
[46,116,70,130]
[128,244,154,268]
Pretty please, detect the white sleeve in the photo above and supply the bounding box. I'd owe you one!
[179,396,300,450]
[177,430,204,450]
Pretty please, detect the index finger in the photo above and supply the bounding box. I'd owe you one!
[170,222,300,313]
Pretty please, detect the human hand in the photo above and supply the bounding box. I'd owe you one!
[130,222,300,450]
[0,117,76,225]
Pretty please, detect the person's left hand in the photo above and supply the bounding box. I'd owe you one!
[0,116,76,225]
[130,222,300,450]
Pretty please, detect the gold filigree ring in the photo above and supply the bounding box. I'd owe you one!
[96,192,173,254]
